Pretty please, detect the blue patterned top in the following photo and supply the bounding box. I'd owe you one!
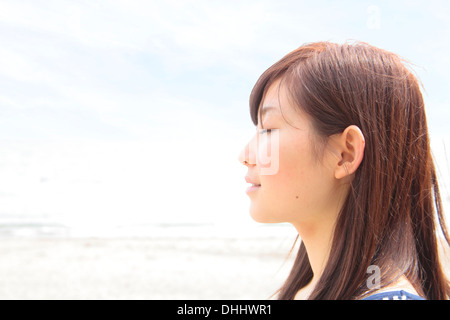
[362,290,425,300]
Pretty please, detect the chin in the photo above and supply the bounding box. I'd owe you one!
[249,207,282,224]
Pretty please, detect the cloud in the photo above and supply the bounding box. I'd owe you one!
[1,0,449,227]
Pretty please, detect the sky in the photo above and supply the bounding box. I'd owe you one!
[0,0,449,236]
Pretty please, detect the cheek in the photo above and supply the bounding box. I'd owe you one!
[253,139,314,222]
[252,170,305,224]
[256,131,280,176]
[274,135,312,192]
[264,134,335,223]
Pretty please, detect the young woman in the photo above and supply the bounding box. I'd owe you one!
[238,41,449,300]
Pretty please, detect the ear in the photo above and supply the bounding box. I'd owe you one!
[333,125,365,180]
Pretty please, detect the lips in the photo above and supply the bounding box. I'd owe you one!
[245,175,261,195]
[245,182,261,194]
[245,176,261,187]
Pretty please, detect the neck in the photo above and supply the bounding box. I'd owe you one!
[291,181,350,299]
[292,186,347,297]
[294,218,335,289]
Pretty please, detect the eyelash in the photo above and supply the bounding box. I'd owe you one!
[258,129,272,135]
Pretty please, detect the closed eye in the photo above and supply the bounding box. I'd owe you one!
[258,129,272,135]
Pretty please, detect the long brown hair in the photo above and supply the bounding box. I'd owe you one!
[249,41,449,300]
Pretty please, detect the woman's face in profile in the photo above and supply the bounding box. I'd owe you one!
[240,79,343,227]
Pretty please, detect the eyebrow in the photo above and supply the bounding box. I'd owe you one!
[258,106,279,125]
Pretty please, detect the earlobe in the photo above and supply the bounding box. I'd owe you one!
[334,125,365,180]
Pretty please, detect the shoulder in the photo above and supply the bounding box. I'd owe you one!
[362,290,425,300]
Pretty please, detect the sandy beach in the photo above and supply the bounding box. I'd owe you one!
[0,234,448,300]
[0,235,297,300]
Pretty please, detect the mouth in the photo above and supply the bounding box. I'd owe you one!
[246,183,261,194]
[245,175,261,193]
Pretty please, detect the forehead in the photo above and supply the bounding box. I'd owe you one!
[258,78,311,129]
[258,80,282,119]
[258,79,292,122]
[261,79,282,105]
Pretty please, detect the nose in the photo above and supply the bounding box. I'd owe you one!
[238,135,257,167]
